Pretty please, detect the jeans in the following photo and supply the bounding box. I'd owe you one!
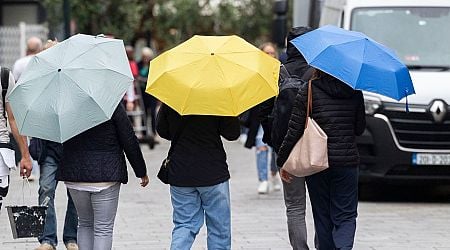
[38,156,78,246]
[68,183,121,250]
[170,181,231,250]
[306,167,358,250]
[282,176,309,250]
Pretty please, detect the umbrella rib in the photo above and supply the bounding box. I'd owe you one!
[213,56,238,115]
[64,68,133,82]
[60,43,102,68]
[62,73,110,119]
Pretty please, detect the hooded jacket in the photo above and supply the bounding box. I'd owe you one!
[277,73,366,168]
[259,27,314,145]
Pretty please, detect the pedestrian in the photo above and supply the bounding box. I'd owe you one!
[259,27,314,250]
[57,101,149,250]
[124,45,138,112]
[26,39,80,250]
[244,42,281,194]
[0,66,32,211]
[277,69,366,250]
[12,36,42,80]
[137,47,159,138]
[156,104,240,250]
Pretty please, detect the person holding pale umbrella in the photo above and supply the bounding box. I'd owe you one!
[149,35,280,249]
[7,34,149,250]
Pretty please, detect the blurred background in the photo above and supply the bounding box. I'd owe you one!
[0,0,325,68]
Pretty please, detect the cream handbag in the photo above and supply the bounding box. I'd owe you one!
[281,80,329,177]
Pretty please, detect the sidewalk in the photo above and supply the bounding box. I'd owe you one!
[0,141,308,249]
[2,140,450,249]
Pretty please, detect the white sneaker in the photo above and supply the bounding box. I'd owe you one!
[271,175,281,191]
[257,181,269,194]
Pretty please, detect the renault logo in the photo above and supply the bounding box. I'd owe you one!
[429,100,447,123]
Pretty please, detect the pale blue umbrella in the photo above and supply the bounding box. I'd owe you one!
[7,34,133,143]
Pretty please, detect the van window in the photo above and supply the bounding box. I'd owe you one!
[351,7,450,69]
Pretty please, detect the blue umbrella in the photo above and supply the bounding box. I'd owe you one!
[290,25,415,101]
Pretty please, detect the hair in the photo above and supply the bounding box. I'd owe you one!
[26,37,43,55]
[259,42,278,58]
[141,47,154,58]
[311,68,323,81]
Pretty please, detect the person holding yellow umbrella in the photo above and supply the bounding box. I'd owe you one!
[150,35,280,249]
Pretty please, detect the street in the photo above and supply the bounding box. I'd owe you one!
[1,140,450,250]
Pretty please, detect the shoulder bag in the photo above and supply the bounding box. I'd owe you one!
[157,117,187,184]
[281,80,329,177]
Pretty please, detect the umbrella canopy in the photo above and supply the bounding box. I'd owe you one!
[146,35,280,116]
[7,34,133,143]
[290,25,415,100]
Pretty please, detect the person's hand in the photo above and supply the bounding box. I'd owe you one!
[280,168,293,183]
[19,156,33,178]
[126,101,135,111]
[140,175,149,187]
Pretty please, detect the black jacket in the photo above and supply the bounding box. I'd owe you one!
[156,104,240,187]
[57,104,147,183]
[259,30,313,146]
[277,74,366,168]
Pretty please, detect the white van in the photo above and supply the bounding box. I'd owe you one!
[319,0,450,184]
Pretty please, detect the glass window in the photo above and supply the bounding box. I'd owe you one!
[351,7,450,68]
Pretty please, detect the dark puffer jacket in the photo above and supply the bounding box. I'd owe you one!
[277,73,366,168]
[57,104,147,183]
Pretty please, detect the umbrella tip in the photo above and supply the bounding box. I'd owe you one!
[58,69,61,72]
[211,53,214,56]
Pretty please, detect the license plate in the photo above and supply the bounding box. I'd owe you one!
[412,153,450,165]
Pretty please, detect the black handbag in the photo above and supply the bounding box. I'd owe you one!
[157,118,187,184]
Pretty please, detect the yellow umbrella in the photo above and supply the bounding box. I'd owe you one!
[146,35,280,116]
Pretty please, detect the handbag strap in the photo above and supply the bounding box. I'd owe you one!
[305,80,313,128]
[167,117,187,157]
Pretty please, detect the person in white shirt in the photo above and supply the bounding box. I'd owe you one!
[12,36,43,80]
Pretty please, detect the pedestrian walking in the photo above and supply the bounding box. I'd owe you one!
[243,42,281,194]
[277,69,366,250]
[259,27,314,250]
[156,104,240,250]
[137,47,159,137]
[57,103,149,250]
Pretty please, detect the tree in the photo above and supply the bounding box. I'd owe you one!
[42,0,275,51]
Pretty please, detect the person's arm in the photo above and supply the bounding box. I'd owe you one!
[276,86,308,168]
[6,103,32,177]
[354,91,366,136]
[112,104,148,186]
[219,117,240,141]
[156,104,171,140]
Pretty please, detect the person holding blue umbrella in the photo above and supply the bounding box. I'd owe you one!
[277,68,366,250]
[277,25,415,249]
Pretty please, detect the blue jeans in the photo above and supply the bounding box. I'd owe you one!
[38,156,78,246]
[69,183,121,250]
[306,167,358,250]
[170,181,231,250]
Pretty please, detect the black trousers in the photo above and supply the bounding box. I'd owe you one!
[306,167,358,250]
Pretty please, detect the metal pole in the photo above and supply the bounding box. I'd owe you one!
[293,0,311,27]
[63,0,71,39]
[19,22,26,57]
